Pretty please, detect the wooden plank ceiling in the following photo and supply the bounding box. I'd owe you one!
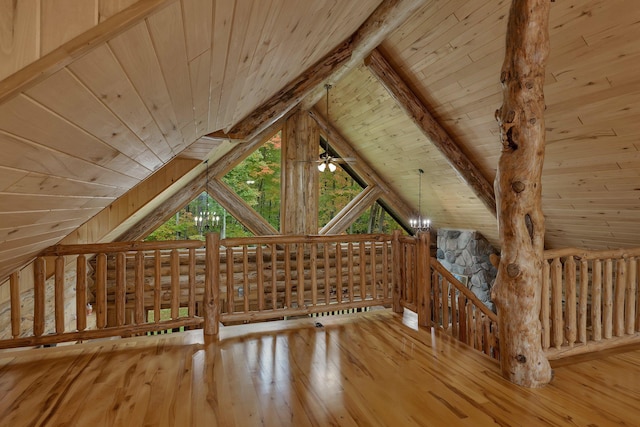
[1,0,640,281]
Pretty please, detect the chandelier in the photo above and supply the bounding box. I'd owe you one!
[409,168,431,233]
[194,159,220,234]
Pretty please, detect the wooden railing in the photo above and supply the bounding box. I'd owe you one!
[0,240,214,349]
[1,231,499,359]
[430,261,500,360]
[393,231,499,360]
[542,247,640,359]
[209,233,393,331]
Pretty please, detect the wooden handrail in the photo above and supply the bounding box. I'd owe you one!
[40,239,205,256]
[431,260,498,322]
[221,233,391,247]
[544,247,640,261]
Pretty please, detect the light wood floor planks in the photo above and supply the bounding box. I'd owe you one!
[0,309,639,426]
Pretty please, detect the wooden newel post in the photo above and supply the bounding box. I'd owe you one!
[416,231,431,327]
[391,229,402,313]
[492,0,552,387]
[204,233,220,336]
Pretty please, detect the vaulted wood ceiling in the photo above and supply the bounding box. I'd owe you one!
[1,0,639,282]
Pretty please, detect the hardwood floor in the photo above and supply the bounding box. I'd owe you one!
[0,309,639,426]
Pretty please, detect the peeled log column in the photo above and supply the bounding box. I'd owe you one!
[492,0,552,387]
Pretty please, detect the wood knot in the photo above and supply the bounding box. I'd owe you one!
[506,110,516,123]
[500,71,508,84]
[525,81,534,89]
[506,263,520,278]
[529,117,537,125]
[512,181,525,193]
[516,354,527,363]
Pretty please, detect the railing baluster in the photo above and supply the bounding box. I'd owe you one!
[450,284,457,338]
[541,260,550,349]
[371,241,378,301]
[96,253,107,329]
[433,272,440,326]
[458,295,467,343]
[565,256,576,347]
[296,244,304,308]
[359,241,366,300]
[382,240,390,301]
[115,252,126,327]
[626,258,637,334]
[284,244,292,308]
[592,259,602,341]
[441,278,449,331]
[226,246,234,314]
[188,248,196,318]
[347,242,355,302]
[614,259,626,337]
[323,243,330,306]
[336,243,343,305]
[271,244,277,310]
[578,259,588,343]
[257,245,265,311]
[154,250,161,323]
[76,255,87,332]
[310,243,317,307]
[171,249,180,320]
[603,259,613,339]
[10,271,21,338]
[551,257,563,348]
[391,231,401,312]
[135,251,144,325]
[244,245,250,313]
[54,256,65,334]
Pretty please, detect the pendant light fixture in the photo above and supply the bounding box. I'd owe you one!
[409,168,430,233]
[318,84,337,173]
[195,160,220,234]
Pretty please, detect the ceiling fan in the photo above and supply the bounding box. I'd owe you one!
[317,84,355,172]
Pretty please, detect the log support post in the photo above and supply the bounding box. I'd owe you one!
[492,0,553,387]
[391,229,403,313]
[281,110,320,235]
[204,233,220,336]
[416,231,431,327]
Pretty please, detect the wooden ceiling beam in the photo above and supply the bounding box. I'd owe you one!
[365,48,497,216]
[115,170,207,242]
[208,110,294,178]
[308,107,414,226]
[221,42,353,140]
[320,185,383,235]
[301,0,428,110]
[206,178,278,237]
[0,0,177,104]
[219,0,426,141]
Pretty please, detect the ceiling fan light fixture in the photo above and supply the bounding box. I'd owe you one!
[328,161,337,172]
[318,162,327,172]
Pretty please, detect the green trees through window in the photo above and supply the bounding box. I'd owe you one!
[146,131,403,241]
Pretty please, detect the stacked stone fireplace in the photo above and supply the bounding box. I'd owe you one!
[436,229,498,312]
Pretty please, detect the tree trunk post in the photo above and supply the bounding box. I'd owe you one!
[492,0,553,387]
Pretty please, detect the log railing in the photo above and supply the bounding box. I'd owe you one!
[210,233,393,330]
[542,247,640,359]
[393,231,500,360]
[0,240,213,349]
